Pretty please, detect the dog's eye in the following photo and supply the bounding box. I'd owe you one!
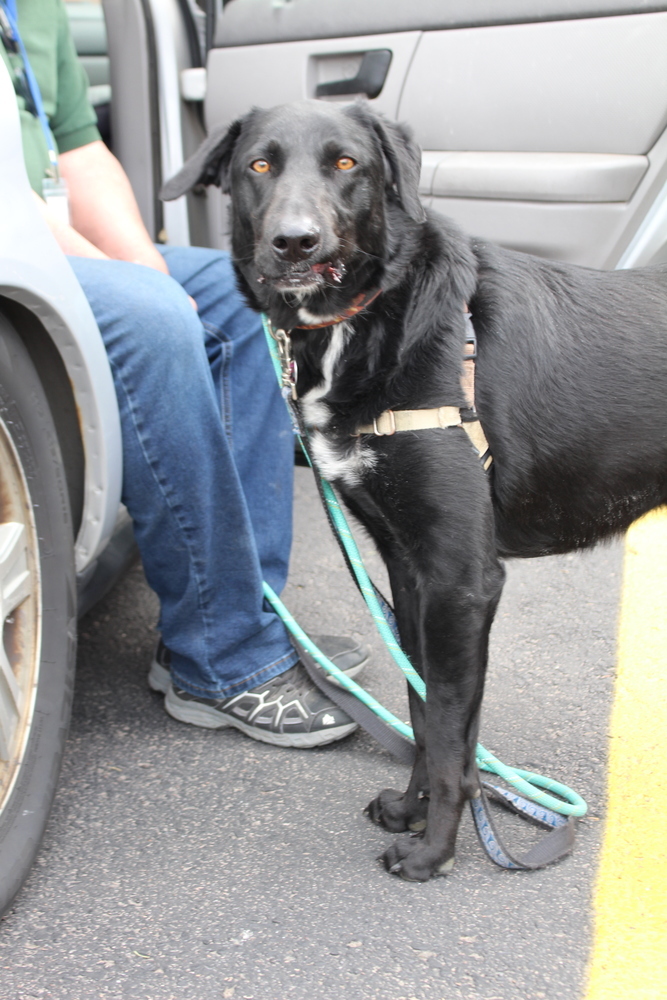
[250,159,271,174]
[335,157,356,171]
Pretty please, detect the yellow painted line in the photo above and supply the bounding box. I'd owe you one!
[584,508,667,1000]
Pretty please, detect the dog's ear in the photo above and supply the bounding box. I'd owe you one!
[160,117,246,200]
[346,104,426,223]
[375,117,426,223]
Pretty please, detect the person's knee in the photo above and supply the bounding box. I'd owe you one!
[117,265,204,356]
[72,256,200,342]
[160,245,231,278]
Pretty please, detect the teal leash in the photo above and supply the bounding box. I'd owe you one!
[263,581,413,742]
[261,314,585,868]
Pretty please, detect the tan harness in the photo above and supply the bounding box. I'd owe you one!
[355,309,493,470]
[269,302,493,471]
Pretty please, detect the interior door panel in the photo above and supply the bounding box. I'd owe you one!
[204,32,420,124]
[399,14,667,154]
[203,1,667,267]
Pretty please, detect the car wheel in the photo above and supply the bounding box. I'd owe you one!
[0,313,76,915]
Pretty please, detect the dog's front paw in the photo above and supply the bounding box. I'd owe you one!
[365,788,428,833]
[380,839,455,882]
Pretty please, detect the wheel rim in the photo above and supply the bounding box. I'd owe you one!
[0,414,41,812]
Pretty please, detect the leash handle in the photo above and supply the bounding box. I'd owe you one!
[470,782,576,870]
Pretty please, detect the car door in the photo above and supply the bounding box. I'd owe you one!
[197,0,667,270]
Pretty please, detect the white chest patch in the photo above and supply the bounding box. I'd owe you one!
[309,431,378,487]
[300,322,350,431]
[299,321,377,487]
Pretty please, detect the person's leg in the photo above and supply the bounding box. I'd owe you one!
[70,252,363,746]
[157,245,293,595]
[68,255,299,697]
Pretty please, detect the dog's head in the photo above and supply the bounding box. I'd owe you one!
[162,101,424,322]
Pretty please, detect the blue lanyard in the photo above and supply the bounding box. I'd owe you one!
[0,0,59,176]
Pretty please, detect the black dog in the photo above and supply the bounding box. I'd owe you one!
[163,101,667,882]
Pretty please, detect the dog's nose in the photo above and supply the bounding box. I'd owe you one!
[271,222,321,262]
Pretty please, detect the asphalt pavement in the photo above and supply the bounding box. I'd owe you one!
[0,465,622,1000]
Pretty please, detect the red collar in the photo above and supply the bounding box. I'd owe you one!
[293,288,382,330]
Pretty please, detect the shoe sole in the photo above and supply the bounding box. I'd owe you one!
[148,652,369,696]
[163,685,358,747]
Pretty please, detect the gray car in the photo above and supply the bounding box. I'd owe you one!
[1,0,665,914]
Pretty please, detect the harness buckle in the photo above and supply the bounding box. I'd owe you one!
[372,410,396,436]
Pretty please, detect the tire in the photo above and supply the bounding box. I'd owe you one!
[0,313,76,915]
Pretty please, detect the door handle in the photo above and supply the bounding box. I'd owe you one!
[315,49,392,100]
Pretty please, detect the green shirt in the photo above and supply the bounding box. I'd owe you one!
[0,0,101,193]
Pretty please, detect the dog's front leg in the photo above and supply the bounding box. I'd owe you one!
[366,571,431,833]
[382,548,504,882]
[366,684,430,833]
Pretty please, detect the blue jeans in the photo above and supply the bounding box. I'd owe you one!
[69,247,299,697]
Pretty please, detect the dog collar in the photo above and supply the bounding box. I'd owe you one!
[293,287,382,330]
[264,289,381,399]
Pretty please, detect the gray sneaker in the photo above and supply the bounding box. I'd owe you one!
[148,635,369,748]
